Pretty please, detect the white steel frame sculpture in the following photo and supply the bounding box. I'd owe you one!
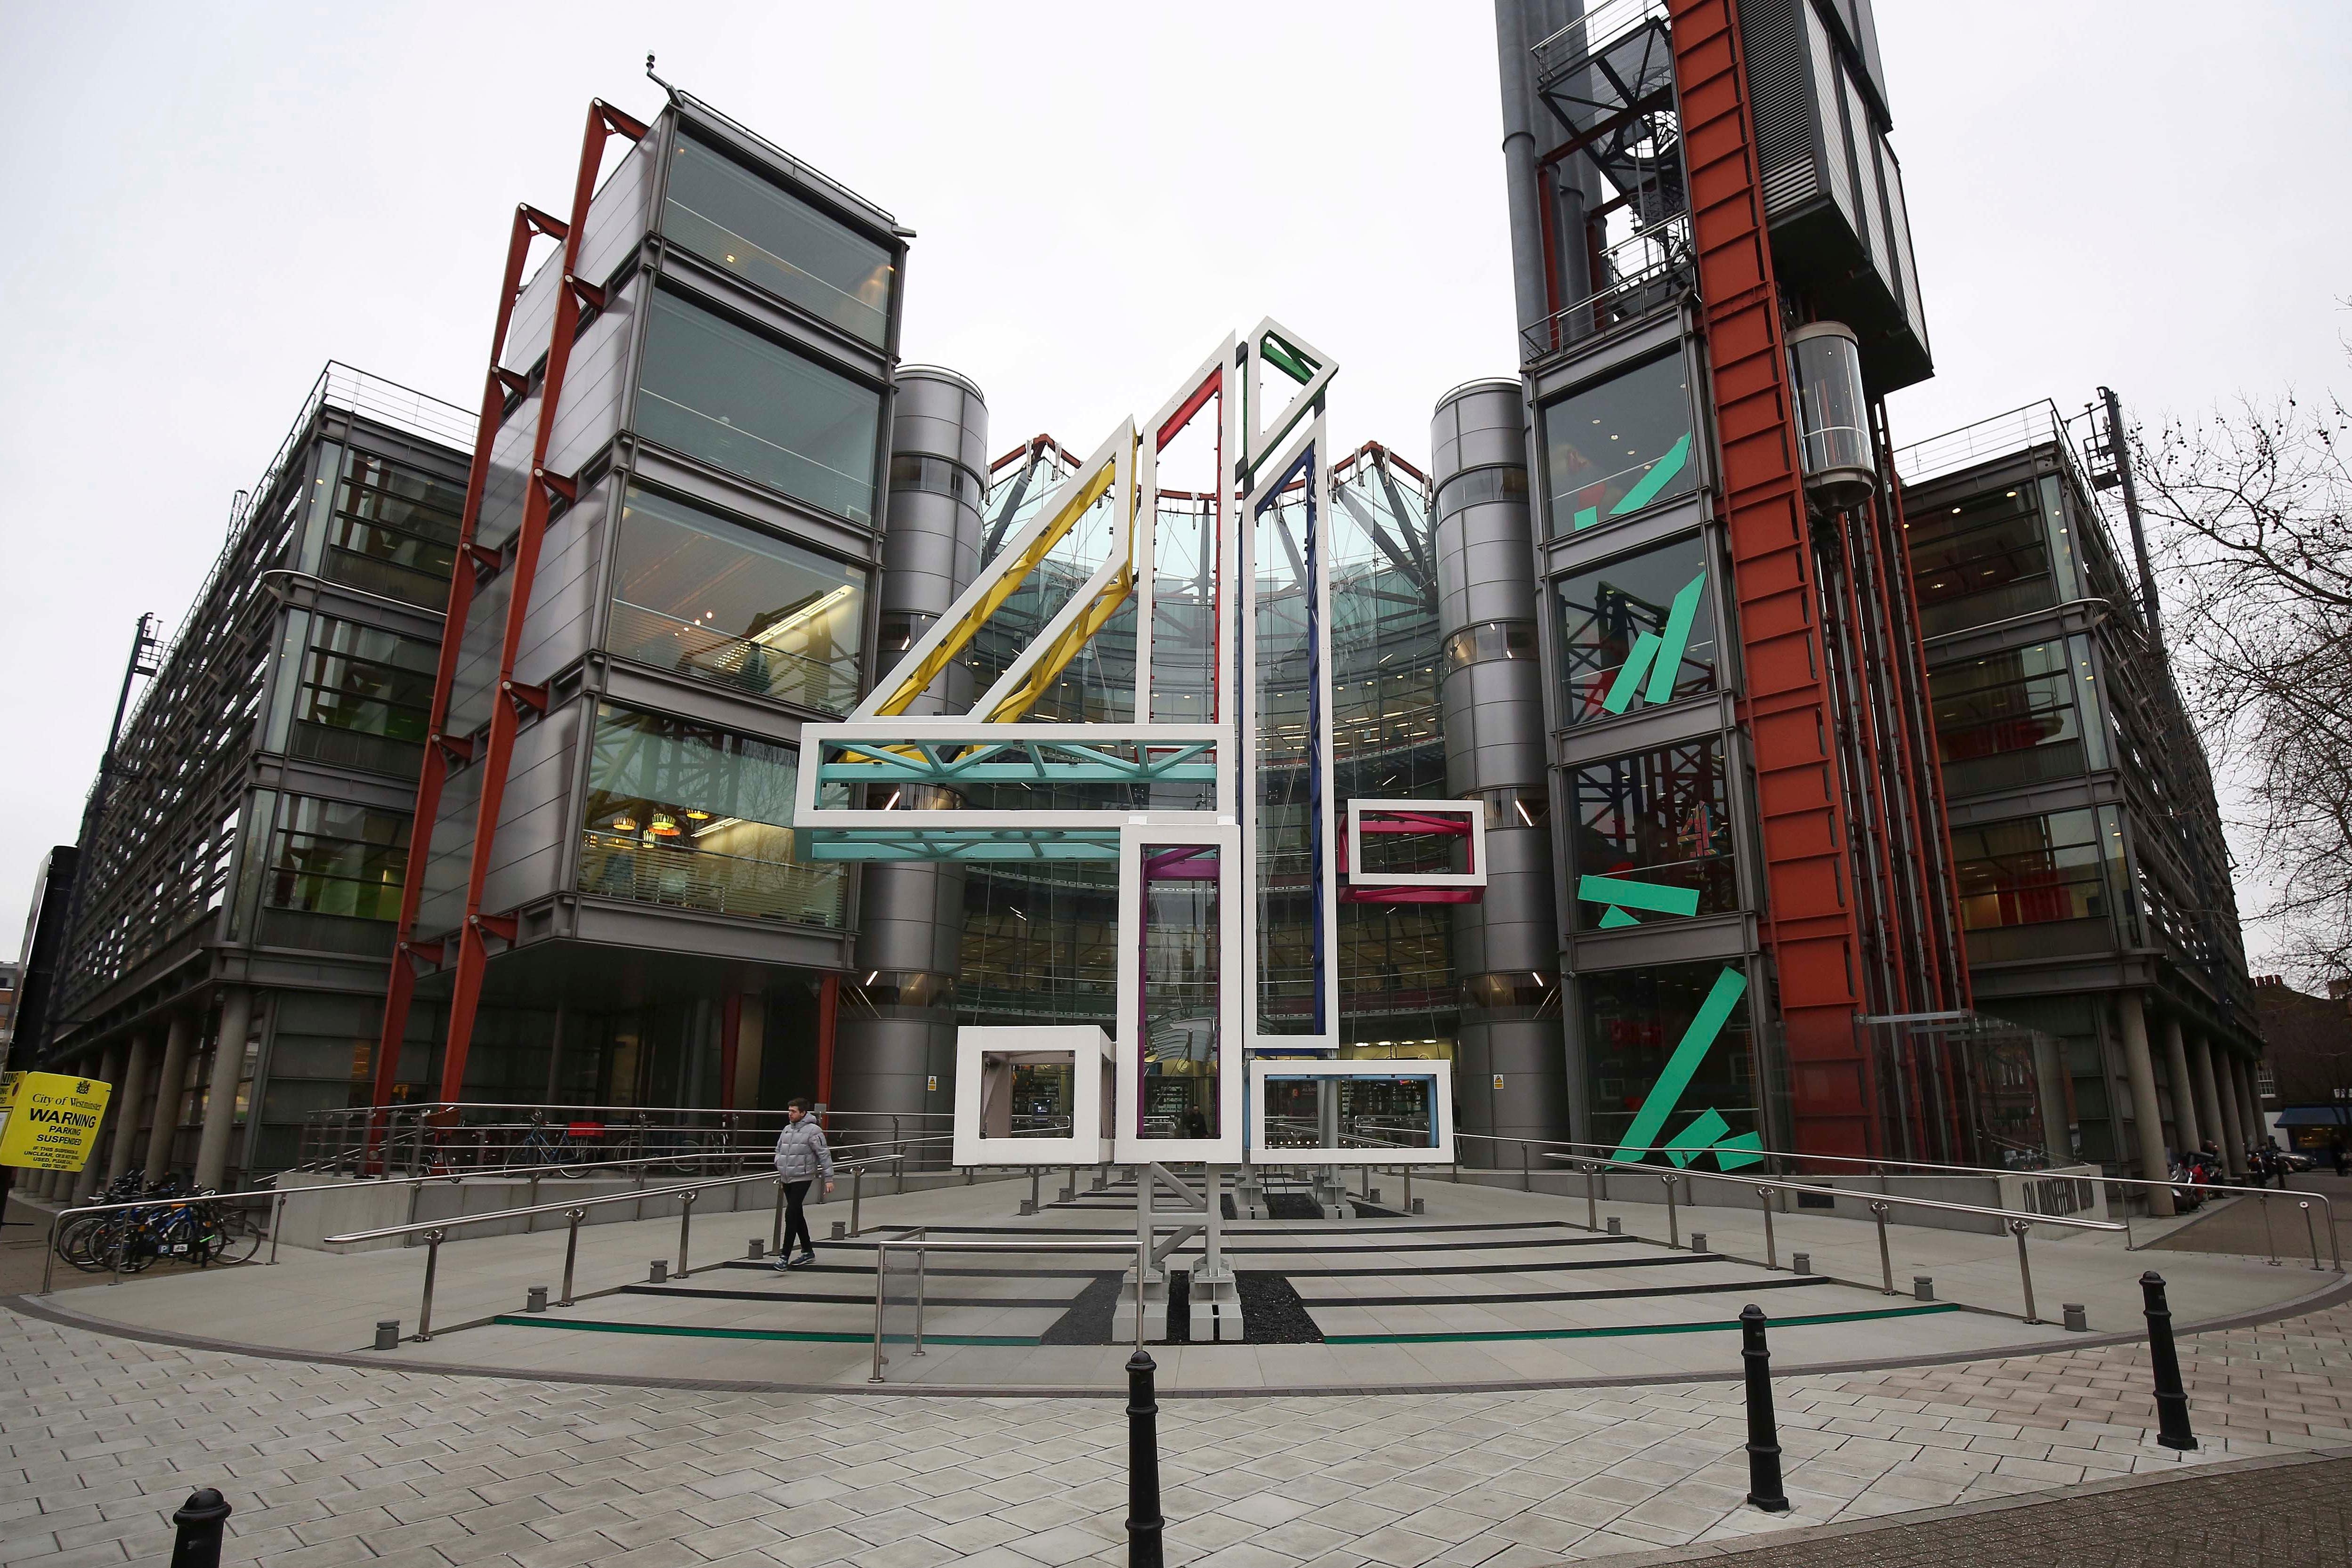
[798,321,1471,1172]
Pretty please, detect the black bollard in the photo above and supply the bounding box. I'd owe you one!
[2140,1271,2198,1451]
[1125,1350,1165,1567]
[170,1488,232,1568]
[1739,1305,1789,1512]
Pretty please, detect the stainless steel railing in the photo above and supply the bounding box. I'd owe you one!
[1446,1128,2341,1273]
[319,1139,951,1342]
[866,1232,1158,1384]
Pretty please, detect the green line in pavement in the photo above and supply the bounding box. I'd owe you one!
[1323,1303,1960,1344]
[490,1316,1039,1346]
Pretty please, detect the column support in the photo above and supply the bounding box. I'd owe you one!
[105,1032,155,1185]
[2160,1013,2199,1157]
[2213,1047,2249,1179]
[143,1010,198,1184]
[73,1042,128,1202]
[2233,1055,2265,1151]
[194,987,255,1190]
[2187,1032,2228,1170]
[2115,992,2174,1218]
[2030,1033,2072,1165]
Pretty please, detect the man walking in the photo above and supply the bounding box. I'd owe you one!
[772,1099,835,1270]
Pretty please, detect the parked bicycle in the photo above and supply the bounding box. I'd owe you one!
[502,1112,601,1178]
[52,1176,267,1274]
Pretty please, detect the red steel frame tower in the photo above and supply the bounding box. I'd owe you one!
[1667,0,1963,1156]
[372,99,649,1112]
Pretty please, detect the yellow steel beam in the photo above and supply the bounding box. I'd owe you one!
[872,457,1118,717]
[981,563,1138,724]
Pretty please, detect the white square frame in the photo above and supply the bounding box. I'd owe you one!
[1344,799,1486,889]
[952,1025,1112,1168]
[1245,1057,1456,1165]
[1113,822,1246,1164]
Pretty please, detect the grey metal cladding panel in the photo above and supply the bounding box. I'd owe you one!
[1879,145,1930,352]
[445,573,513,738]
[477,392,542,554]
[598,663,807,749]
[542,289,634,485]
[567,899,849,970]
[625,446,876,565]
[1552,698,1727,769]
[502,256,564,377]
[1436,504,1537,627]
[417,764,483,937]
[655,252,889,384]
[1538,490,1708,575]
[1571,914,1749,968]
[1742,0,1820,217]
[515,485,609,691]
[879,495,976,616]
[574,130,656,290]
[480,705,580,913]
[1806,3,1858,233]
[891,411,980,469]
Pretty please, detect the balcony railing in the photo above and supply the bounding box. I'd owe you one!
[579,832,846,927]
[1520,216,1693,366]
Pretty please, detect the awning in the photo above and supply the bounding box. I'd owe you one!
[2275,1105,2352,1127]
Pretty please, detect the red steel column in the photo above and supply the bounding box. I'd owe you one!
[436,98,648,1102]
[1670,0,1876,1156]
[372,201,569,1117]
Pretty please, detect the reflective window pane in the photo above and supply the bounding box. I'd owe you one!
[1928,638,2091,796]
[635,290,882,525]
[1582,960,1758,1162]
[1140,844,1221,1139]
[608,485,867,714]
[1541,354,1698,535]
[663,136,894,346]
[580,703,845,928]
[1555,534,1718,724]
[286,616,438,777]
[1568,738,1738,929]
[1906,483,2054,637]
[266,796,410,921]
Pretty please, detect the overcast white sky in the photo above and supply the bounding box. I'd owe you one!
[2,1,2347,964]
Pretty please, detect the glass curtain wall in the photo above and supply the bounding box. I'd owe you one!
[1907,482,2060,637]
[1542,354,1698,535]
[661,135,895,347]
[635,290,882,525]
[1555,533,1720,725]
[266,612,438,777]
[1929,636,2105,796]
[1568,738,1739,928]
[313,451,464,608]
[1582,960,1759,1159]
[256,795,410,955]
[579,702,845,927]
[1950,805,2133,962]
[606,484,867,713]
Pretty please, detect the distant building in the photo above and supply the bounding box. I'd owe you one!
[3,847,77,1071]
[2253,976,2352,1153]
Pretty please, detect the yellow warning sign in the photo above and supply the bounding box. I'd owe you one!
[0,1071,113,1172]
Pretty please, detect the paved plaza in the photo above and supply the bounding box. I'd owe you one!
[3,1270,2349,1567]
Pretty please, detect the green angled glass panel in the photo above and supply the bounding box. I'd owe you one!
[1660,1106,1732,1168]
[1601,632,1662,714]
[1557,534,1719,726]
[1643,570,1708,705]
[1584,959,1758,1164]
[1578,873,1701,918]
[1541,352,1697,538]
[1596,905,1640,929]
[1568,737,1738,929]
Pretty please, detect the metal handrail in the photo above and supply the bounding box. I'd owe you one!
[1455,1128,2341,1273]
[868,1233,1158,1383]
[315,1145,946,1343]
[37,1190,276,1295]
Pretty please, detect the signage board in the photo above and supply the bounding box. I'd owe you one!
[0,1071,113,1172]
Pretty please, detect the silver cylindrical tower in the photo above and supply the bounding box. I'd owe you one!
[831,367,987,1139]
[1431,380,1568,1159]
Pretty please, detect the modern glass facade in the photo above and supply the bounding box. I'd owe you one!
[579,703,845,928]
[1928,636,2104,796]
[265,611,438,778]
[606,484,867,713]
[1541,354,1698,535]
[662,134,895,347]
[1949,805,2131,963]
[1554,533,1720,725]
[635,289,882,525]
[1581,960,1759,1157]
[1567,739,1739,929]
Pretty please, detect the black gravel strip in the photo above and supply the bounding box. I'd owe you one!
[1293,1274,1830,1309]
[620,1284,1076,1309]
[1237,1271,1325,1343]
[1039,1272,1125,1344]
[1266,1191,1330,1220]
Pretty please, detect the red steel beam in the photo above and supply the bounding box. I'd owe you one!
[433,98,648,1103]
[1668,0,1877,1158]
[370,200,569,1117]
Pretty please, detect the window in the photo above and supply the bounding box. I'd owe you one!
[1582,960,1758,1162]
[1950,807,2130,962]
[1568,738,1739,928]
[1556,534,1719,724]
[607,485,867,713]
[1929,637,2103,796]
[320,453,463,607]
[269,614,438,777]
[1542,354,1698,535]
[1907,483,2055,637]
[1433,464,1527,521]
[635,290,882,525]
[265,797,410,922]
[580,703,845,927]
[663,136,894,347]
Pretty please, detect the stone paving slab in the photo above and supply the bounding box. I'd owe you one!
[6,1295,2352,1568]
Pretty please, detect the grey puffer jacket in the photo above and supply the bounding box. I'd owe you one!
[773,1118,835,1181]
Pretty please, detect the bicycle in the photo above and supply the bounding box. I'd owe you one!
[503,1112,600,1178]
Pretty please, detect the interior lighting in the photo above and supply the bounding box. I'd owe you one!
[611,814,638,832]
[650,814,681,837]
[684,808,711,821]
[865,971,879,984]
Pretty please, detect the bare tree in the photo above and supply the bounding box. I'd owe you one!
[2134,391,2352,985]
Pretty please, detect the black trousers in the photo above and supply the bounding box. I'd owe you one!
[783,1180,814,1253]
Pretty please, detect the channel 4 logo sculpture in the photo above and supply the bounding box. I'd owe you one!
[796,322,1465,1169]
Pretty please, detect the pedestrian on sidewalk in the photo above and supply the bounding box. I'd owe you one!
[772,1099,835,1270]
[2330,1137,2347,1179]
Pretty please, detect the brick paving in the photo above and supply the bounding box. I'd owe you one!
[1611,1454,2352,1565]
[2,1297,2349,1568]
